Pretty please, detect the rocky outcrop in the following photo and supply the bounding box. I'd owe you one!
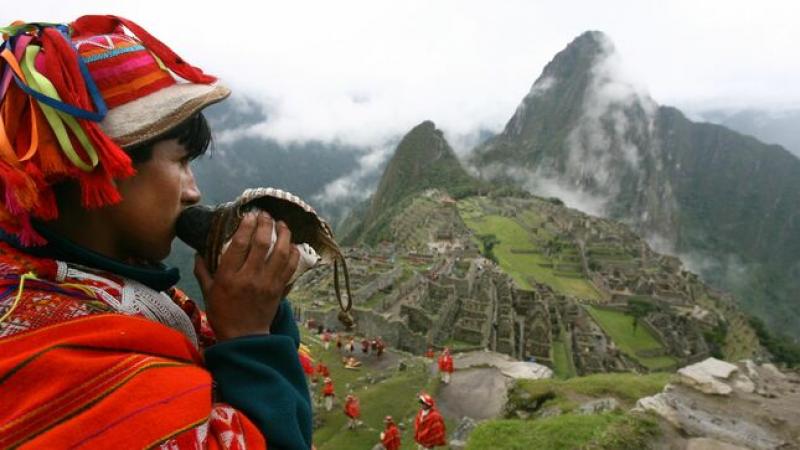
[635,358,800,449]
[454,350,554,380]
[449,417,477,450]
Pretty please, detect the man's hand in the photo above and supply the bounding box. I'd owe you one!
[194,211,300,341]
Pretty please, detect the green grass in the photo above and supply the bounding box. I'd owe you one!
[466,412,659,450]
[457,198,601,300]
[551,334,576,379]
[584,306,677,370]
[512,372,671,408]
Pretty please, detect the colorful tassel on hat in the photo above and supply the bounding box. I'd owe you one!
[0,16,221,245]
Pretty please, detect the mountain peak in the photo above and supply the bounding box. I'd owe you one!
[539,30,612,81]
[351,121,480,244]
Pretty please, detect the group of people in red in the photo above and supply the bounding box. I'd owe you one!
[332,333,386,357]
[306,324,449,449]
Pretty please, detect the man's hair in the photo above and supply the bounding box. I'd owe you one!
[126,113,212,164]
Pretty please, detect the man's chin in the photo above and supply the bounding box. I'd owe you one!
[135,242,171,266]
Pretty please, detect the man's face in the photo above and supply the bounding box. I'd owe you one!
[107,139,202,263]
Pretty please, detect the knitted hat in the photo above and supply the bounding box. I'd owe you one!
[0,15,230,245]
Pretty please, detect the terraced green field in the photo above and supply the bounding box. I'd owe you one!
[584,306,677,371]
[551,334,577,379]
[457,197,601,300]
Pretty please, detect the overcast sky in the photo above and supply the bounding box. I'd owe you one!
[5,0,800,148]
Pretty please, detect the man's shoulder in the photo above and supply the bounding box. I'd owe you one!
[0,242,59,278]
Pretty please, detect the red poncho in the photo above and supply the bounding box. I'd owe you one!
[316,362,330,378]
[414,407,447,448]
[323,381,335,397]
[344,397,360,419]
[438,353,454,373]
[381,423,401,450]
[0,242,267,449]
[0,314,265,449]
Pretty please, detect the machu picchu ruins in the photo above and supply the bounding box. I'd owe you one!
[291,189,761,378]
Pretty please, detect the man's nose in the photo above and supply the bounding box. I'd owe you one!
[182,169,202,205]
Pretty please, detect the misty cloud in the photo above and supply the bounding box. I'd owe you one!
[562,34,659,197]
[313,143,393,206]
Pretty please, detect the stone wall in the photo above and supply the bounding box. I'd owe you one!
[401,304,433,334]
[301,307,427,354]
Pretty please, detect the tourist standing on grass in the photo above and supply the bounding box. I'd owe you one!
[438,347,454,384]
[316,361,330,380]
[322,377,335,411]
[414,393,447,449]
[322,329,331,350]
[380,415,401,450]
[344,394,361,430]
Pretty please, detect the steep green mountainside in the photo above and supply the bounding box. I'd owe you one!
[470,31,800,338]
[344,121,484,245]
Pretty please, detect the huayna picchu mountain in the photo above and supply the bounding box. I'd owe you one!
[470,31,800,338]
[343,120,484,245]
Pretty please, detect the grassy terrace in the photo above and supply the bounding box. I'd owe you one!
[470,373,669,450]
[511,372,672,410]
[457,197,601,300]
[584,306,677,371]
[551,332,577,378]
[466,412,659,450]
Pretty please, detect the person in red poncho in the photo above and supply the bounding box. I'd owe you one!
[361,337,371,355]
[438,347,454,384]
[0,15,311,450]
[380,415,401,450]
[414,393,447,449]
[374,336,386,358]
[316,361,330,379]
[344,394,361,430]
[322,377,335,411]
[425,346,435,359]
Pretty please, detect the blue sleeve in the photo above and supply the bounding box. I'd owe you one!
[205,300,312,450]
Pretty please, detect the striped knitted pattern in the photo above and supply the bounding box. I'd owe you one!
[74,34,175,109]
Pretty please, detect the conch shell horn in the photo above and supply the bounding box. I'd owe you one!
[176,187,354,328]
